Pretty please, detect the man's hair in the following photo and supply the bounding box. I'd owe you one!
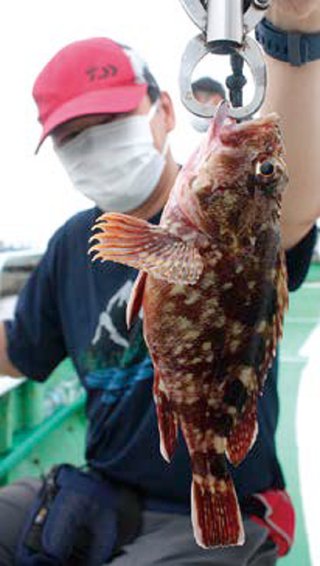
[192,77,226,99]
[143,67,161,103]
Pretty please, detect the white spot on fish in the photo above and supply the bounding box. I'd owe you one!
[201,272,216,290]
[185,396,199,405]
[164,302,176,313]
[157,380,168,394]
[218,480,227,493]
[214,314,226,328]
[207,254,222,267]
[239,367,255,389]
[256,320,267,333]
[184,291,200,305]
[185,373,194,380]
[174,344,184,355]
[193,473,205,487]
[229,340,240,353]
[170,285,187,296]
[177,316,192,330]
[231,322,243,336]
[190,357,202,365]
[214,436,226,453]
[227,407,237,416]
[184,330,201,341]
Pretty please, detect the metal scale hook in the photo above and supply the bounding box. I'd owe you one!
[178,0,272,121]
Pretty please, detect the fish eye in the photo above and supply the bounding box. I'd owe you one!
[256,160,275,178]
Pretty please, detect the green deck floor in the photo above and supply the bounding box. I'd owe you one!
[277,263,320,565]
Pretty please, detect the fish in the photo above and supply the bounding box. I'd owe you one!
[89,102,289,548]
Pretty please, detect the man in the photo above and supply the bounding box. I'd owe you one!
[0,1,319,564]
[191,76,226,132]
[192,76,226,105]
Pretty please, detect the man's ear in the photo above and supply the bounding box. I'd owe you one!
[159,92,176,132]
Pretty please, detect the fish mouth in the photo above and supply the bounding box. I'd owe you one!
[211,101,280,141]
[213,107,281,150]
[211,101,235,138]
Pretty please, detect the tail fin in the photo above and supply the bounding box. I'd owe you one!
[191,455,245,548]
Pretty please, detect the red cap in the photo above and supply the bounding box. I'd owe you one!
[33,37,159,150]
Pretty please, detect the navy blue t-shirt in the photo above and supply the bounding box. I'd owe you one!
[5,207,316,512]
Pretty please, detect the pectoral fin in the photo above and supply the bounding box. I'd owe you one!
[89,212,204,285]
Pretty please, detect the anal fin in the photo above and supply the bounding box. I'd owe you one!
[226,397,258,466]
[154,370,178,463]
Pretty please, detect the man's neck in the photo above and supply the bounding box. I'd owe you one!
[129,154,180,220]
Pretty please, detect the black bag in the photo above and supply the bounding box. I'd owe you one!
[15,464,142,566]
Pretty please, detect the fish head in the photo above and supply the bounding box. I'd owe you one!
[181,102,288,241]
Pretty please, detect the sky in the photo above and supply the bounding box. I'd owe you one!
[1,0,253,248]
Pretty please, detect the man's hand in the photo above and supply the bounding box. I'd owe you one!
[267,0,320,31]
[0,323,22,377]
[271,0,318,18]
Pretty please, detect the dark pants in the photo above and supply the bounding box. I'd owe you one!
[0,477,278,565]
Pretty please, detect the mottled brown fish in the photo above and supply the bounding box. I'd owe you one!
[89,103,289,548]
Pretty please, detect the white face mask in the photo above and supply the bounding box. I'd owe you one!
[54,103,168,212]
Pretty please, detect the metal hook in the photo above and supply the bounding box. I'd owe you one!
[179,33,266,121]
[178,0,271,120]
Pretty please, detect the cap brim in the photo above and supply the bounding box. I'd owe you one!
[36,83,147,152]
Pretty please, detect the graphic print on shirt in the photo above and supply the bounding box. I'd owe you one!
[92,280,136,349]
[80,278,152,405]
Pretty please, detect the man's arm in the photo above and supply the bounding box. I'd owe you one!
[262,2,320,250]
[0,322,23,377]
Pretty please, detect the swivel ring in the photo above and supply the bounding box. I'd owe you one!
[179,34,267,121]
[178,0,272,35]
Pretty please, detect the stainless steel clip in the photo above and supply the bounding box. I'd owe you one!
[178,0,272,121]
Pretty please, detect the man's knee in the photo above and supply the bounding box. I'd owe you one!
[0,477,42,565]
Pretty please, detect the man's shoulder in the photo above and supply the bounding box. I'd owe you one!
[47,207,100,249]
[38,207,101,271]
[57,207,100,238]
